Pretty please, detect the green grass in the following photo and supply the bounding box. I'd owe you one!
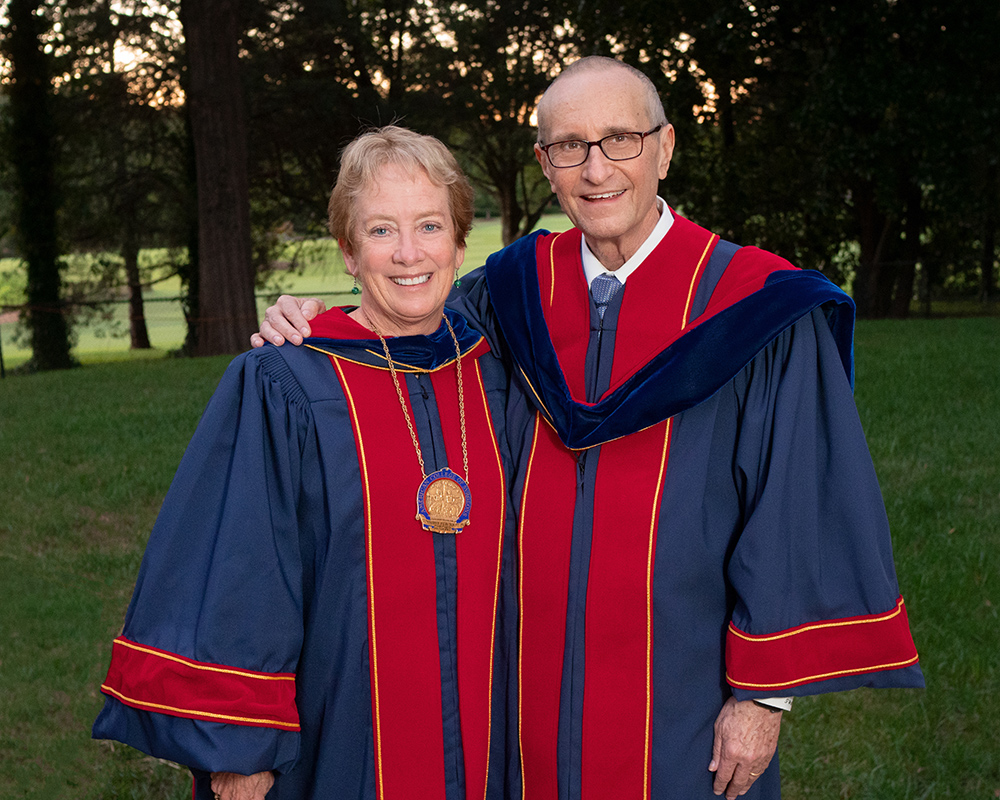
[0,310,997,796]
[778,317,1000,799]
[0,356,232,799]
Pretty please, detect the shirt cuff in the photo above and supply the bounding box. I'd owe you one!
[753,697,793,712]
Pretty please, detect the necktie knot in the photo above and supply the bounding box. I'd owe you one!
[591,273,623,318]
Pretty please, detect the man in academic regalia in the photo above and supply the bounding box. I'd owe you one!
[254,57,923,800]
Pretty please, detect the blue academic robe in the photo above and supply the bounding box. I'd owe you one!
[451,213,923,800]
[93,308,520,800]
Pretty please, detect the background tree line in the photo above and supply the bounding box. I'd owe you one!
[1,0,997,369]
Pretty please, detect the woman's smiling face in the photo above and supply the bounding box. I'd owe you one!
[342,164,465,337]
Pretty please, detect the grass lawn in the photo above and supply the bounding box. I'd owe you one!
[1,355,232,799]
[777,317,1000,798]
[0,310,997,793]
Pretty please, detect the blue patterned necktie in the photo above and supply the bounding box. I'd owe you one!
[591,273,624,319]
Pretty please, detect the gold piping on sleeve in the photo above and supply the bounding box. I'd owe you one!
[727,654,920,690]
[728,598,906,642]
[99,685,301,730]
[112,639,295,681]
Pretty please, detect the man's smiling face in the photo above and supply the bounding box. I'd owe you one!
[535,67,674,268]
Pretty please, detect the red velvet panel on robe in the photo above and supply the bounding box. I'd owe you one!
[330,342,505,800]
[519,219,724,800]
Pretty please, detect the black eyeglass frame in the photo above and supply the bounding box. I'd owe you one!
[538,125,663,168]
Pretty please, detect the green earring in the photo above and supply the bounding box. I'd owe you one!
[454,271,461,288]
[351,276,360,295]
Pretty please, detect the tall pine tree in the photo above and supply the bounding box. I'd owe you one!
[2,0,72,369]
[180,0,256,355]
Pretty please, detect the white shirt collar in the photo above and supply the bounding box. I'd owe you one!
[581,197,673,288]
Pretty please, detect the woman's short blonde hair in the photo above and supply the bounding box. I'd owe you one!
[328,125,475,253]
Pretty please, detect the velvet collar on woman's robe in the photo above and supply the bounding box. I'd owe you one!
[304,307,489,371]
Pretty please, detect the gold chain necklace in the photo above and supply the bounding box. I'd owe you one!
[366,311,471,534]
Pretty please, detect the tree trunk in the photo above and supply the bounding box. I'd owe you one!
[497,177,524,248]
[178,66,200,355]
[889,184,923,319]
[518,195,551,242]
[122,226,151,349]
[981,162,998,303]
[852,180,895,319]
[180,0,256,356]
[3,0,73,370]
[889,259,916,320]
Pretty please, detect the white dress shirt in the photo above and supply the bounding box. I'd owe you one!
[581,198,674,288]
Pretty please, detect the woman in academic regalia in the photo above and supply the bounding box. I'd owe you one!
[93,126,518,800]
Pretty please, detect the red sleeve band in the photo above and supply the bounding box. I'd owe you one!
[100,637,301,730]
[726,596,919,691]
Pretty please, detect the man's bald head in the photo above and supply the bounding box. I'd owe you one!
[536,57,669,144]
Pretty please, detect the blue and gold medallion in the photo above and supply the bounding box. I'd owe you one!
[416,467,471,534]
[370,312,473,536]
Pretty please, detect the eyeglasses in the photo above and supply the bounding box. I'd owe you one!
[538,125,663,168]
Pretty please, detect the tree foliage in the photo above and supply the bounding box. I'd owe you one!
[54,0,191,349]
[434,0,577,245]
[0,0,996,364]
